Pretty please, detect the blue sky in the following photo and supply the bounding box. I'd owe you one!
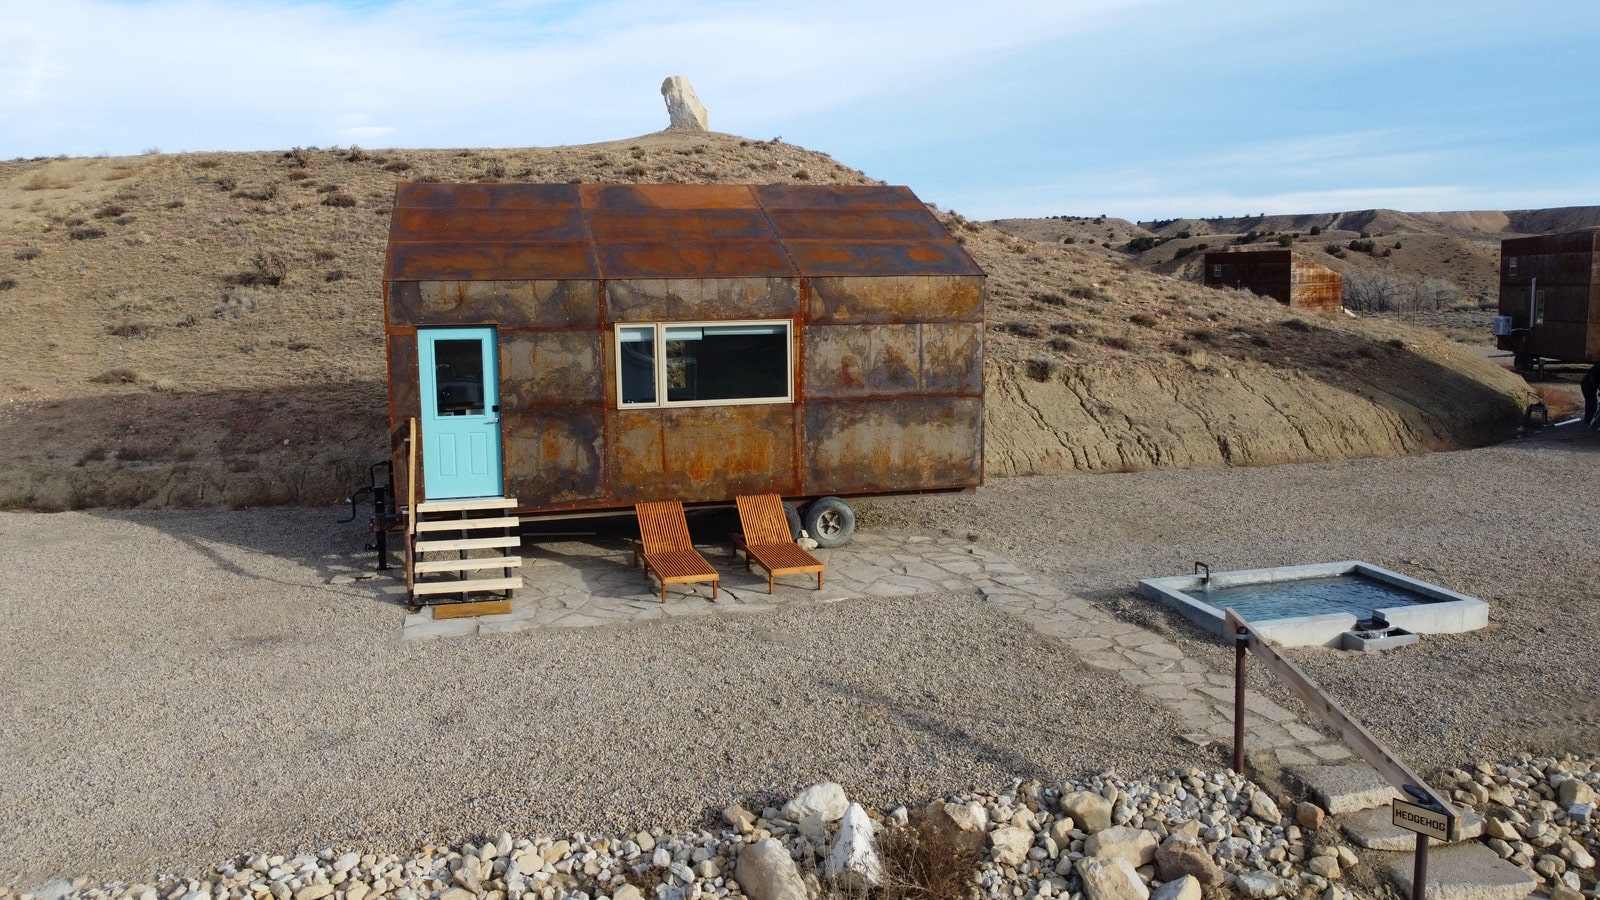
[2,0,1596,220]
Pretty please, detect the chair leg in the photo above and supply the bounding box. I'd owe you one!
[767,572,774,594]
[660,580,666,603]
[815,572,822,590]
[712,579,718,600]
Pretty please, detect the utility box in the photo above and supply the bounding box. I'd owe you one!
[382,182,986,518]
[1495,229,1600,364]
[1203,249,1343,313]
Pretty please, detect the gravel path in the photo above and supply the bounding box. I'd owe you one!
[2,427,1596,887]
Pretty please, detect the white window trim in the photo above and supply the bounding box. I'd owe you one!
[614,319,794,409]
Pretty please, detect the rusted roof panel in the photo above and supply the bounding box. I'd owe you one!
[385,182,982,282]
[386,241,598,281]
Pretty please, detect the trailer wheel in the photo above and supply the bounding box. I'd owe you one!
[802,496,855,548]
[783,502,802,542]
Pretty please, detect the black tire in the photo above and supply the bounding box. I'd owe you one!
[802,496,855,548]
[782,503,802,542]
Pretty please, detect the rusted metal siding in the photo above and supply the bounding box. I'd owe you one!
[383,182,986,516]
[1203,250,1342,313]
[1496,230,1600,362]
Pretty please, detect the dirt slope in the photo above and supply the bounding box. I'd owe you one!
[0,135,1530,510]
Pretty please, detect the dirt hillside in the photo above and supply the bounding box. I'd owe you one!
[0,133,1531,511]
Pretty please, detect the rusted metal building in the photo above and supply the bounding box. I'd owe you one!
[1493,229,1600,365]
[382,182,986,540]
[1202,249,1343,313]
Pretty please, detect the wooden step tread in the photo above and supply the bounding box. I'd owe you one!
[413,576,523,596]
[414,535,520,553]
[432,599,512,620]
[414,516,520,532]
[413,556,524,574]
[417,497,518,513]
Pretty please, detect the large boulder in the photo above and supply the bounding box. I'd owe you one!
[919,799,988,855]
[661,76,709,131]
[1061,790,1114,833]
[1154,834,1222,887]
[825,803,882,890]
[736,838,807,900]
[989,825,1033,867]
[1084,826,1158,866]
[1076,856,1149,900]
[783,781,848,824]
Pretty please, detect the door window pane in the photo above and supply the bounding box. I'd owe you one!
[433,339,485,416]
[618,325,657,405]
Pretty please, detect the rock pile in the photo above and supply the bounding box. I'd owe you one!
[1438,753,1599,898]
[24,755,1600,900]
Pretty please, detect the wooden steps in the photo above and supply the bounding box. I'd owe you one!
[406,495,523,610]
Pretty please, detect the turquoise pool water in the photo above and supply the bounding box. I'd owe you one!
[1196,573,1429,621]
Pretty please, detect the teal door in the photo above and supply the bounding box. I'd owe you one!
[418,327,502,499]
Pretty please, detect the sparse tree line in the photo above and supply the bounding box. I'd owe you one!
[1342,270,1460,313]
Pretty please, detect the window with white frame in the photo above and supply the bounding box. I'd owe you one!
[616,320,792,408]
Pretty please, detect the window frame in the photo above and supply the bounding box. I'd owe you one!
[613,318,794,410]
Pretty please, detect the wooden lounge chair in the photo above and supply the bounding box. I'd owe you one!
[732,494,825,593]
[635,500,719,603]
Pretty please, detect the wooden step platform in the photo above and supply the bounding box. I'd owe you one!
[417,496,518,513]
[407,494,524,609]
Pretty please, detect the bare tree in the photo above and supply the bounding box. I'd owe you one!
[1342,270,1408,312]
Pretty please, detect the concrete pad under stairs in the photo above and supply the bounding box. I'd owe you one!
[1384,842,1537,900]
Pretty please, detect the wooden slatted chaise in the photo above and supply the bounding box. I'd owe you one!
[635,500,719,603]
[732,494,825,593]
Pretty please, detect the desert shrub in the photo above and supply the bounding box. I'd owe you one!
[1392,241,1403,249]
[997,322,1040,338]
[1128,312,1158,327]
[345,145,369,162]
[93,204,127,219]
[1280,318,1312,332]
[287,170,312,182]
[214,285,261,318]
[1347,238,1375,254]
[793,169,811,180]
[313,248,338,262]
[1185,328,1217,344]
[214,176,238,192]
[877,822,981,900]
[227,251,288,287]
[324,269,347,282]
[287,147,311,168]
[196,158,222,169]
[14,247,41,260]
[0,278,16,291]
[1024,356,1057,382]
[89,367,141,384]
[1098,334,1134,351]
[164,199,185,209]
[1323,243,1346,258]
[1047,337,1075,353]
[382,160,412,172]
[481,157,507,180]
[1061,236,1076,244]
[287,340,313,351]
[320,193,356,208]
[233,183,279,201]
[106,321,151,338]
[315,183,339,193]
[1032,290,1068,307]
[1125,235,1160,252]
[69,226,107,240]
[1276,234,1293,247]
[1066,284,1103,301]
[1309,224,1322,235]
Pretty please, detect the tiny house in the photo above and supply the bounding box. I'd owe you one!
[1494,229,1600,365]
[382,182,986,538]
[1203,249,1343,313]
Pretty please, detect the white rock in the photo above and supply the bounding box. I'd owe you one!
[660,76,709,131]
[1084,826,1157,866]
[735,838,807,900]
[989,825,1033,867]
[1062,791,1114,833]
[614,886,642,900]
[782,781,848,824]
[1076,856,1149,900]
[825,803,881,889]
[1249,790,1282,824]
[1307,856,1340,880]
[1235,872,1281,899]
[1150,875,1201,900]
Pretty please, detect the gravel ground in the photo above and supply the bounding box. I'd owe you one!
[2,427,1596,888]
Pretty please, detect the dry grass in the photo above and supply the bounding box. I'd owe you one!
[876,821,981,900]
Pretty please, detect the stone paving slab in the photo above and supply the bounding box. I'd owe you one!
[1291,762,1401,814]
[1384,842,1538,900]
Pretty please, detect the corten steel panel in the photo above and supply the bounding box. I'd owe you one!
[1496,231,1600,362]
[596,241,797,279]
[587,209,778,242]
[388,208,588,243]
[387,330,422,501]
[804,325,921,398]
[389,280,600,328]
[802,397,982,495]
[499,330,605,408]
[1289,260,1343,313]
[386,241,597,282]
[502,409,606,508]
[606,277,802,323]
[783,240,984,277]
[920,323,985,394]
[764,208,949,242]
[395,182,581,210]
[808,275,985,325]
[581,183,760,209]
[605,405,800,503]
[754,184,927,210]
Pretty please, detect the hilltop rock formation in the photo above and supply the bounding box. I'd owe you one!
[661,76,709,131]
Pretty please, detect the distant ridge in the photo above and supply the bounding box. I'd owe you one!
[1136,206,1600,239]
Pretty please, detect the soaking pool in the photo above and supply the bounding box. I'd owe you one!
[1137,561,1489,648]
